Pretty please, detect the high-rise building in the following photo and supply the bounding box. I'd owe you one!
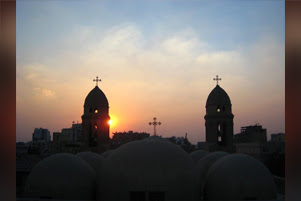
[234,124,267,144]
[61,128,73,141]
[32,128,51,142]
[270,133,285,143]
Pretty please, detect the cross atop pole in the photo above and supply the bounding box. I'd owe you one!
[149,117,162,136]
[93,76,101,86]
[213,75,221,85]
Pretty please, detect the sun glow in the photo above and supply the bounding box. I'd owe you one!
[109,114,118,128]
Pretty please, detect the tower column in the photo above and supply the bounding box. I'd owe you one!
[81,76,110,153]
[204,76,234,153]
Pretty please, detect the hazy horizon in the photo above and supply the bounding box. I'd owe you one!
[16,0,285,144]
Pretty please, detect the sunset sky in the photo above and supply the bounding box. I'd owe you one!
[16,0,285,144]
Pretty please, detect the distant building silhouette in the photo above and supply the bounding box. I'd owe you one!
[204,76,234,153]
[234,125,285,177]
[61,123,82,142]
[197,141,206,150]
[166,136,187,145]
[27,140,48,155]
[48,123,83,154]
[32,128,51,142]
[16,142,28,158]
[165,135,196,153]
[28,128,51,155]
[234,124,268,162]
[234,124,267,144]
[111,130,150,148]
[270,133,285,143]
[81,76,110,153]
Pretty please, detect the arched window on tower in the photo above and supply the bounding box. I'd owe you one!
[217,106,221,113]
[95,108,98,113]
[217,123,222,142]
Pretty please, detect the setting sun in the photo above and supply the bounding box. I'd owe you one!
[108,115,118,128]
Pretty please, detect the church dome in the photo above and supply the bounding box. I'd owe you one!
[97,139,198,201]
[84,86,109,108]
[24,153,96,200]
[196,151,229,199]
[101,150,114,158]
[189,149,209,164]
[204,154,277,200]
[206,85,231,106]
[196,151,229,179]
[76,151,105,170]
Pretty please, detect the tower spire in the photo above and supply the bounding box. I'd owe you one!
[93,76,101,86]
[213,75,221,85]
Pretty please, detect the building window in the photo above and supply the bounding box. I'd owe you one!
[244,197,257,200]
[149,192,165,201]
[217,106,220,112]
[217,123,222,142]
[130,191,146,201]
[40,196,53,199]
[95,108,98,113]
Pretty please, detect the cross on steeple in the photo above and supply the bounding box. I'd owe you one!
[149,117,162,136]
[93,76,101,86]
[213,75,221,85]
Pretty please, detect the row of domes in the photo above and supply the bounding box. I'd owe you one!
[24,137,277,201]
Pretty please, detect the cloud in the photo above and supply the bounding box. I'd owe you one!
[17,64,58,105]
[42,88,56,97]
[160,36,203,56]
[17,64,55,84]
[33,88,56,98]
[16,23,284,143]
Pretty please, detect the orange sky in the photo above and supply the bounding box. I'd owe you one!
[16,1,285,144]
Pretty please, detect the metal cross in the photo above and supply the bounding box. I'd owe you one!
[149,117,161,136]
[213,75,221,85]
[93,76,101,86]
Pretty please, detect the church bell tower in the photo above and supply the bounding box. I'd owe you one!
[204,76,234,153]
[81,76,110,153]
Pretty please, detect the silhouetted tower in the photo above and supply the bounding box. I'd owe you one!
[81,76,110,153]
[204,75,234,153]
[149,117,161,136]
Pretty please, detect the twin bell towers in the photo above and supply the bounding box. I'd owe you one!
[81,75,234,153]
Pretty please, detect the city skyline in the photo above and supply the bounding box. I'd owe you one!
[16,0,285,144]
